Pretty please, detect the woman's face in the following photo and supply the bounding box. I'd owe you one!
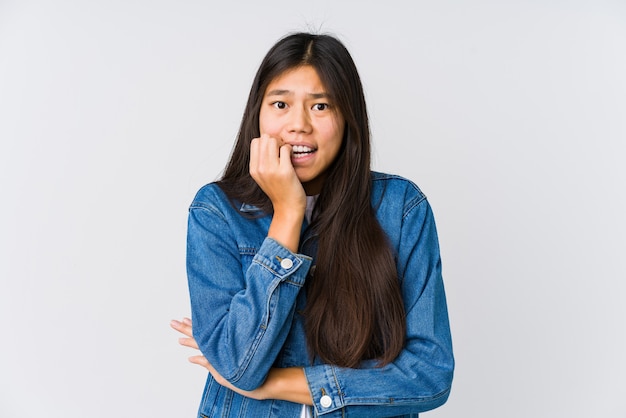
[259,65,345,195]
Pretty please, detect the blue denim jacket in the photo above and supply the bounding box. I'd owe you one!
[187,172,454,417]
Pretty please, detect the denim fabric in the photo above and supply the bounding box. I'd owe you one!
[187,172,454,417]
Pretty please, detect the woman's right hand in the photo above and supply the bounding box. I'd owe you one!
[249,134,306,214]
[250,135,306,252]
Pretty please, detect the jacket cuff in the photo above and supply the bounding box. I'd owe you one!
[303,364,345,415]
[252,238,312,286]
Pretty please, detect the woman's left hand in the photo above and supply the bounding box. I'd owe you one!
[170,318,270,401]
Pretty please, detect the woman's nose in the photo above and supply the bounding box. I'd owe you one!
[287,106,312,133]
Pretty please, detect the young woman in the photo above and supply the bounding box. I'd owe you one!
[171,32,454,417]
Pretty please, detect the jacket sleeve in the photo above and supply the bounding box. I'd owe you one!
[302,197,454,417]
[186,194,312,391]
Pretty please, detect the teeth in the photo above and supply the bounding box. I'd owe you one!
[292,145,314,153]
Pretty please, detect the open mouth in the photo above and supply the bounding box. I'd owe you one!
[291,145,316,157]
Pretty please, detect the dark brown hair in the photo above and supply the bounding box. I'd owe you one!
[218,33,405,368]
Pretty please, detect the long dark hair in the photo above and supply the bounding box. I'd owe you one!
[218,33,405,368]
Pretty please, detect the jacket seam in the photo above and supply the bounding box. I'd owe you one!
[189,202,228,222]
[341,386,451,406]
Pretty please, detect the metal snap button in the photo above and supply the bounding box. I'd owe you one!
[280,258,293,269]
[320,395,332,408]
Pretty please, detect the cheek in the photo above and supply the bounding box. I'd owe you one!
[324,122,344,154]
[259,112,280,136]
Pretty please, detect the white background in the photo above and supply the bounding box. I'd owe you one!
[1,0,625,417]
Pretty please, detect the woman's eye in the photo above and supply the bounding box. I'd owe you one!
[313,103,329,111]
[272,101,287,109]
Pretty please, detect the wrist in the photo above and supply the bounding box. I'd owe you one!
[264,368,312,405]
[267,209,304,253]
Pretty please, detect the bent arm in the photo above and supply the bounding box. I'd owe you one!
[302,198,454,416]
[187,195,311,391]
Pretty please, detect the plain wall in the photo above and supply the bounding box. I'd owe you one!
[1,0,625,416]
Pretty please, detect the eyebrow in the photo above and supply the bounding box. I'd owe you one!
[265,89,330,100]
